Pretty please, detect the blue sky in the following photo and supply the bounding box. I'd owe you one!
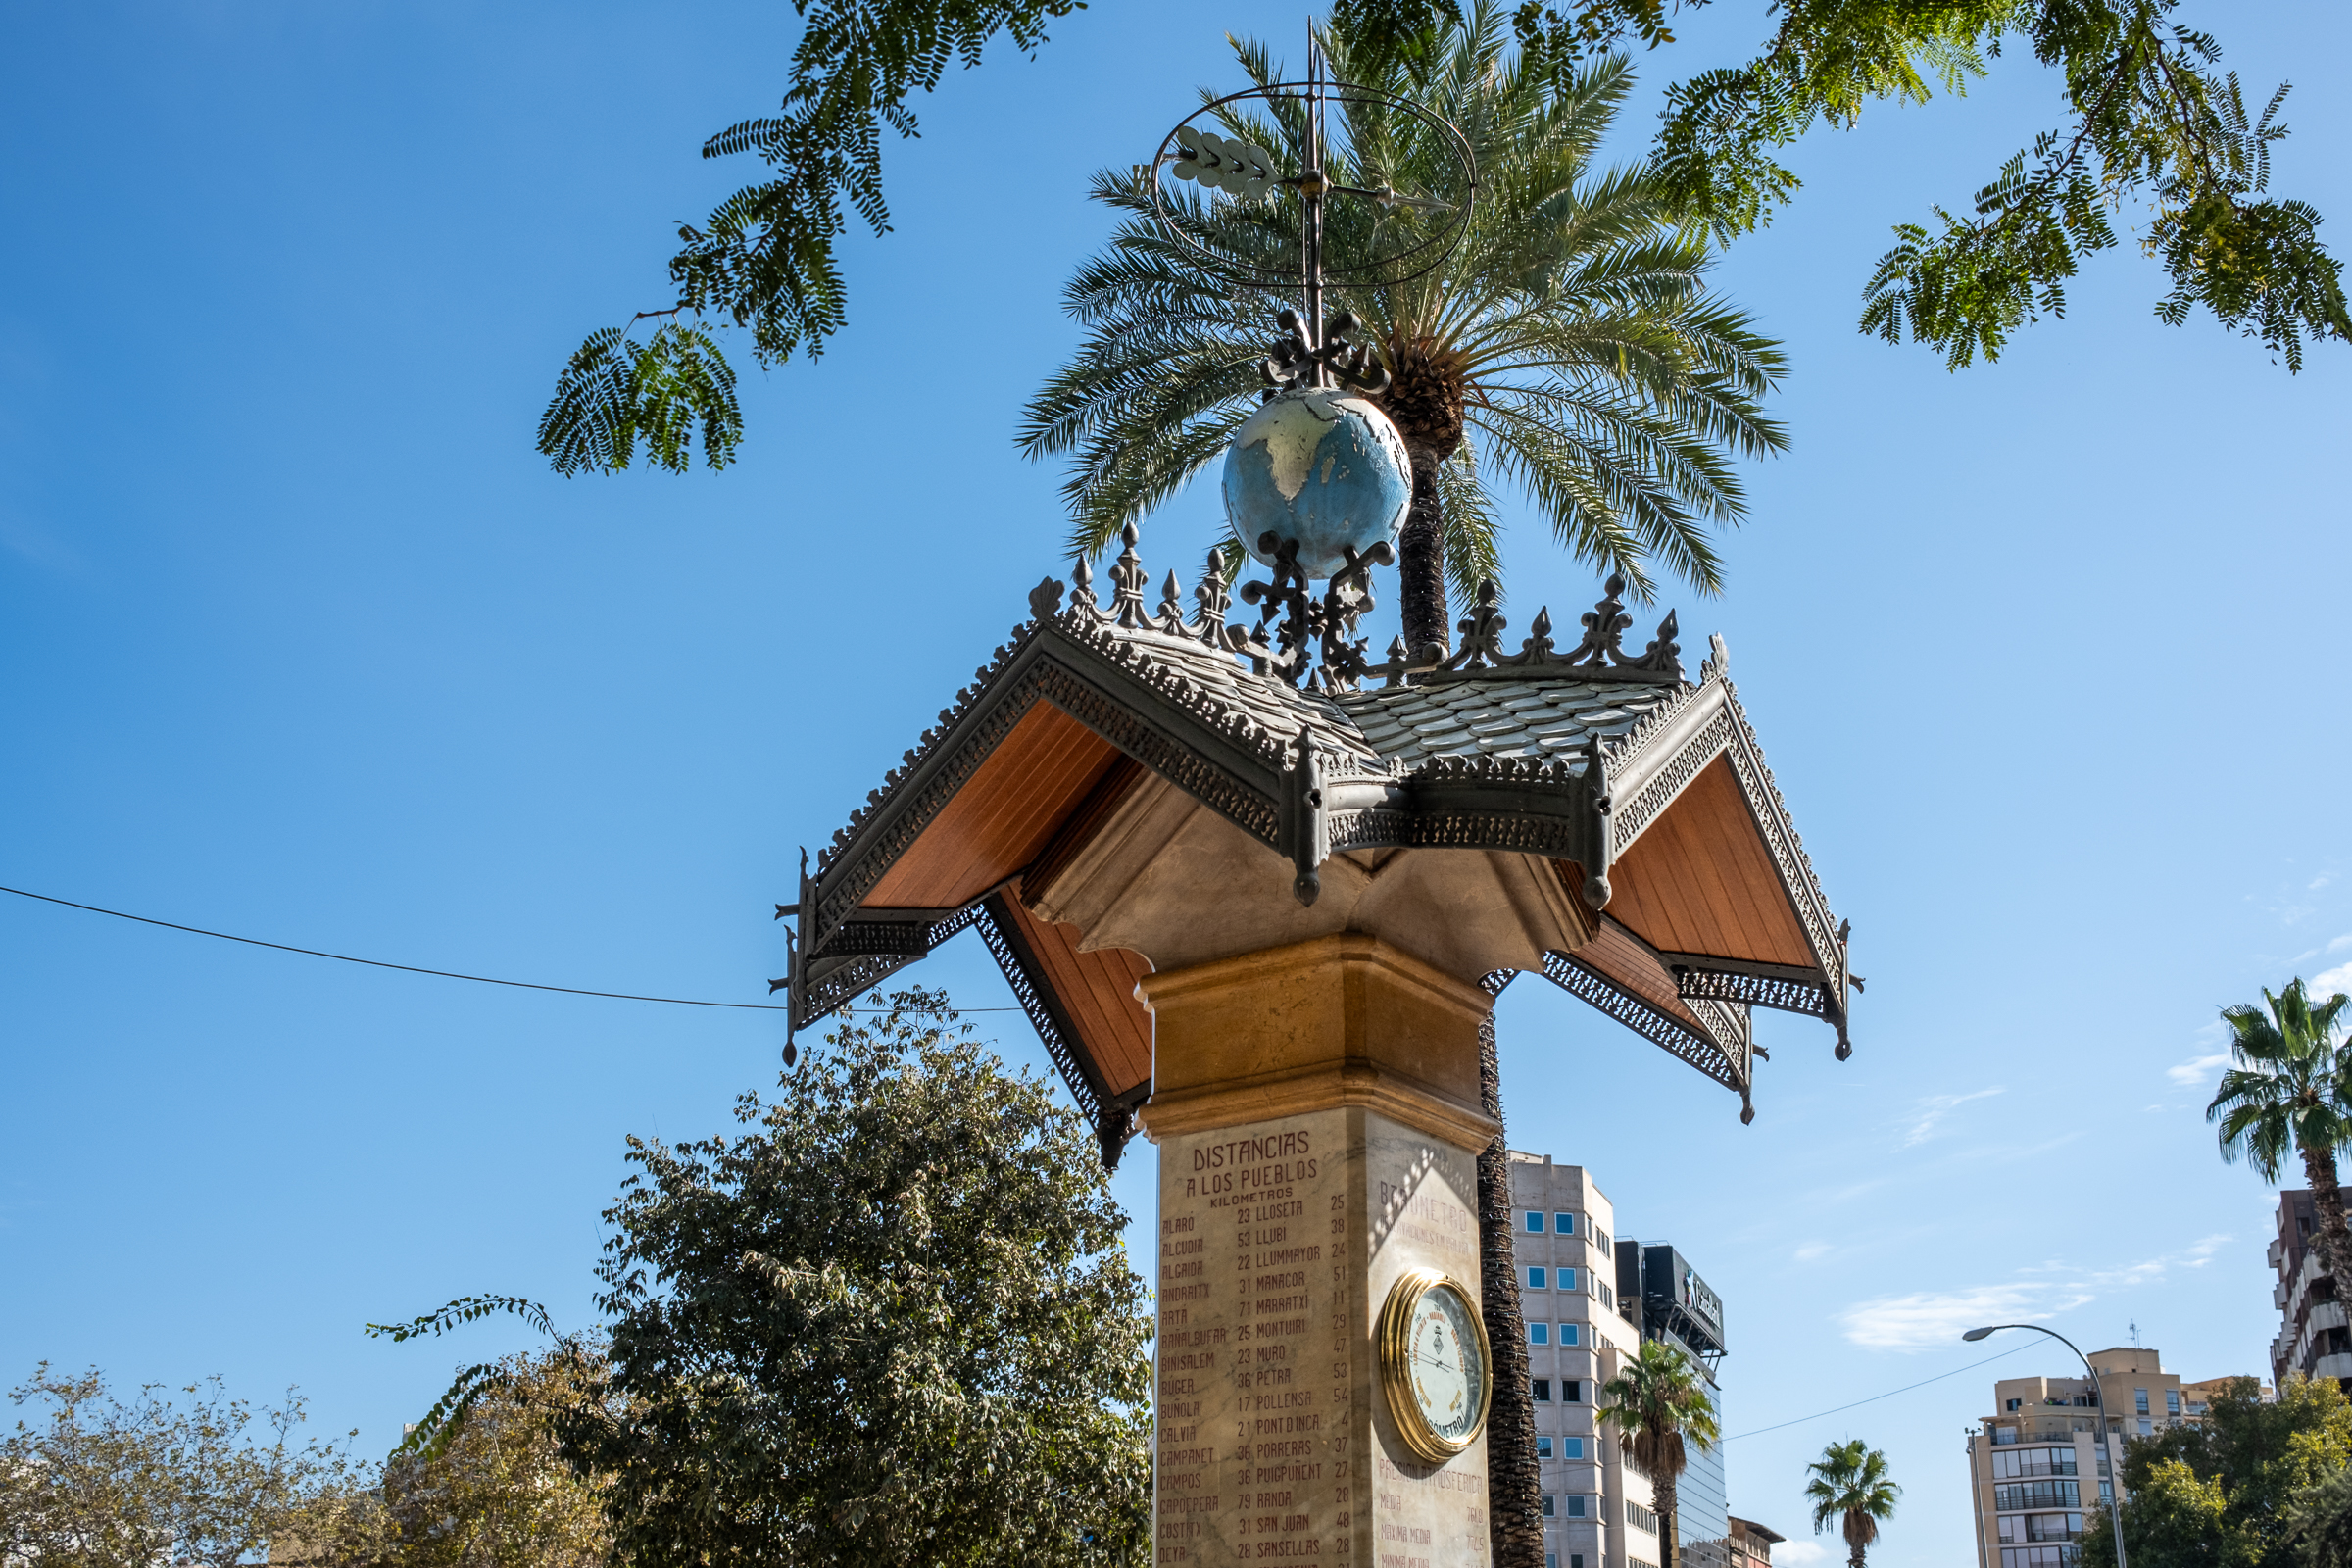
[3,1,2348,1560]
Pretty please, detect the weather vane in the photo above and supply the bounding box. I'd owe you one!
[1136,32,1477,683]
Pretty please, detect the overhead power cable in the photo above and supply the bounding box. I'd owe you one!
[0,883,1019,1013]
[1724,1339,2035,1442]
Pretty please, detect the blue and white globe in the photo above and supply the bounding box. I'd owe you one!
[1222,386,1412,579]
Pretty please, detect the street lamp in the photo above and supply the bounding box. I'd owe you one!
[1963,1324,2128,1568]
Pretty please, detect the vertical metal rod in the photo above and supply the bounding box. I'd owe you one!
[1303,26,1326,384]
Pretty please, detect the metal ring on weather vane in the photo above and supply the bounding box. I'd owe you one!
[1147,78,1478,293]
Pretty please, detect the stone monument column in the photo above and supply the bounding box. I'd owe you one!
[1141,933,1501,1568]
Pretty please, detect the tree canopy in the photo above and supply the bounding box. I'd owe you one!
[0,1365,372,1568]
[535,0,2345,475]
[2080,1375,2352,1568]
[375,989,1153,1568]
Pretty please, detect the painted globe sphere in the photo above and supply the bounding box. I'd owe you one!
[1222,386,1412,579]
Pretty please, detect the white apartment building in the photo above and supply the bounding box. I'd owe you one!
[1508,1152,1656,1568]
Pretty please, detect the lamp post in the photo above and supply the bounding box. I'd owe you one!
[1963,1324,2129,1568]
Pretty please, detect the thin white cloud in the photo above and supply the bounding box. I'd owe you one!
[1839,1285,2064,1350]
[2314,875,2337,893]
[2310,958,2352,999]
[1776,1544,1831,1565]
[2328,932,2352,954]
[1839,1239,2230,1349]
[1901,1088,2005,1149]
[1794,1241,1832,1262]
[2167,1054,2231,1088]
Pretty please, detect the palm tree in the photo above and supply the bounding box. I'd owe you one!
[1597,1338,1720,1568]
[2209,978,2352,1287]
[1018,1,1788,654]
[1804,1440,1898,1568]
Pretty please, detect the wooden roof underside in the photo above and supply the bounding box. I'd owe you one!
[811,670,1837,1146]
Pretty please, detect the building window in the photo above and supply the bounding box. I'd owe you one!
[1564,1380,1584,1402]
[1542,1495,1556,1518]
[1595,1229,1610,1254]
[2135,1389,2149,1415]
[1527,1211,1546,1233]
[1557,1212,1577,1234]
[2167,1391,2180,1417]
[1561,1268,1579,1291]
[1528,1266,1548,1289]
[1626,1501,1659,1534]
[1564,1438,1586,1459]
[1566,1496,1589,1519]
[1548,1557,1560,1568]
[1600,1282,1615,1310]
[1534,1380,1553,1401]
[1571,1556,1585,1568]
[1563,1324,1582,1347]
[1993,1481,2082,1512]
[2006,1398,2023,1412]
[1531,1324,1551,1346]
[2138,1418,2152,1437]
[1538,1436,1555,1458]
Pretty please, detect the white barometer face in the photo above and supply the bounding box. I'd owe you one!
[1378,1268,1492,1461]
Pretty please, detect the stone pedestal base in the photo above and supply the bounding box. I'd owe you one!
[1143,936,1499,1568]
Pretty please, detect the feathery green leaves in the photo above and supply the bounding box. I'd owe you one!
[1020,6,1787,606]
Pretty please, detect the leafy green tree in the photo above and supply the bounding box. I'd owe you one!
[536,0,2340,475]
[1021,4,1786,649]
[2080,1375,2352,1568]
[0,1365,372,1568]
[374,1351,611,1568]
[1803,1439,1899,1568]
[2283,1464,2352,1568]
[2209,979,2352,1286]
[376,988,1152,1568]
[1597,1338,1721,1568]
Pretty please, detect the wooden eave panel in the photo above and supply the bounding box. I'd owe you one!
[1576,917,1714,1036]
[998,887,1154,1100]
[1608,756,1815,969]
[861,702,1122,910]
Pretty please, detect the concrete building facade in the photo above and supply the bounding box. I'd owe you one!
[1508,1152,1754,1568]
[1964,1347,2268,1568]
[1509,1152,1652,1568]
[2270,1189,2352,1391]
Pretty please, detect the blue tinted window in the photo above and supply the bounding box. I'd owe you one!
[1529,1323,1549,1345]
[1556,1212,1576,1234]
[1541,1495,1556,1518]
[1537,1436,1554,1458]
[1562,1324,1581,1347]
[1564,1438,1586,1459]
[1525,1211,1545,1233]
[1560,1268,1577,1290]
[1527,1266,1547,1289]
[1566,1496,1588,1518]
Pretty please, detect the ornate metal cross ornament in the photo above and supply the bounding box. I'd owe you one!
[1054,528,1687,696]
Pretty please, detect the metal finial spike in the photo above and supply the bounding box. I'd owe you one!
[1604,571,1627,597]
[1121,519,1141,548]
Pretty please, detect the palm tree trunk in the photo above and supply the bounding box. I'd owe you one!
[1478,1011,1543,1568]
[1398,445,1449,656]
[1656,1470,1679,1568]
[1846,1529,1867,1568]
[2304,1144,2351,1298]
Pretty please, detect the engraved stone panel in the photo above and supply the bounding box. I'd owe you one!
[1155,1108,1488,1568]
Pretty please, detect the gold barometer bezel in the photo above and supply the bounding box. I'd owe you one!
[1378,1267,1494,1462]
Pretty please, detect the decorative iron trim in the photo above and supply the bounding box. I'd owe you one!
[1539,950,1738,1091]
[973,892,1150,1172]
[794,905,986,1025]
[1714,682,1847,1000]
[1676,965,1835,1019]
